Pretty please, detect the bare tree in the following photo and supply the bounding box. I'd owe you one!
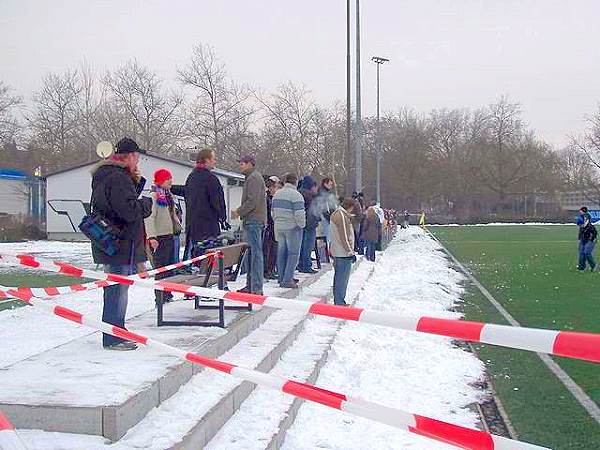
[104,60,184,154]
[27,70,84,165]
[0,81,22,145]
[256,82,320,175]
[178,44,254,161]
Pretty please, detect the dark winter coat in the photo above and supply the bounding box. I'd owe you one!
[361,214,381,242]
[172,167,227,242]
[90,160,152,265]
[580,223,597,243]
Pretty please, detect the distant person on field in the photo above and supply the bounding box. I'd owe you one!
[577,206,597,271]
[329,198,357,306]
[272,173,306,288]
[233,155,267,294]
[145,168,182,304]
[90,137,152,351]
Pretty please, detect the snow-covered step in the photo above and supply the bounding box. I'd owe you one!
[107,265,341,450]
[205,262,375,450]
[0,273,317,442]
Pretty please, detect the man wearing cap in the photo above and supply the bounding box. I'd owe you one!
[90,137,152,350]
[232,155,267,294]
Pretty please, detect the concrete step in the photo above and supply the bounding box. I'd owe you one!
[0,273,320,442]
[112,266,337,450]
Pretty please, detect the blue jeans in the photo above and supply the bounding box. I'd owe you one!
[244,220,264,293]
[102,264,134,347]
[275,227,303,285]
[578,240,596,270]
[299,227,317,272]
[333,257,353,305]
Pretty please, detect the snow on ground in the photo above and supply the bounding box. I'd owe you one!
[281,228,485,450]
[0,240,298,369]
[0,240,95,272]
[9,228,486,449]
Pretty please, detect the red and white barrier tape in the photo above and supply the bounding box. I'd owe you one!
[0,284,547,450]
[3,251,217,299]
[0,410,27,450]
[2,252,599,364]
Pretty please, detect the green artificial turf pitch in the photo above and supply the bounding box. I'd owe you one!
[432,225,600,449]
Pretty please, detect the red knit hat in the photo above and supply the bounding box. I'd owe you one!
[154,168,172,185]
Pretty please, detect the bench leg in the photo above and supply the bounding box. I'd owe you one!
[157,291,164,326]
[218,299,225,328]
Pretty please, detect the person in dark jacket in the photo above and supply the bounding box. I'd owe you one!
[263,176,280,279]
[577,206,597,271]
[171,148,228,259]
[90,137,152,350]
[361,206,381,262]
[298,175,320,273]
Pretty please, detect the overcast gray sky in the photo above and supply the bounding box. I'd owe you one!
[1,0,599,146]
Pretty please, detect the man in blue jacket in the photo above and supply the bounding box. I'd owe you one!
[577,206,597,271]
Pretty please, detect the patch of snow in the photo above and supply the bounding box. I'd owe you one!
[281,228,485,450]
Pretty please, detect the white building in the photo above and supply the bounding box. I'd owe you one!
[45,152,245,240]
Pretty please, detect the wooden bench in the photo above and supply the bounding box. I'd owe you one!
[156,242,251,328]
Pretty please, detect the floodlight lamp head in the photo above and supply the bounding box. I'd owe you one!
[371,56,390,64]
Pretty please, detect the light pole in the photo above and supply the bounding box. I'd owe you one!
[372,56,389,205]
[346,0,351,194]
[355,0,363,194]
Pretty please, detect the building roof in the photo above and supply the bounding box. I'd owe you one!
[45,152,245,180]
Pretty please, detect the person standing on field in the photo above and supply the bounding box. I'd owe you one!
[272,173,306,288]
[90,137,152,351]
[233,155,267,294]
[145,168,182,304]
[577,206,597,271]
[329,198,357,306]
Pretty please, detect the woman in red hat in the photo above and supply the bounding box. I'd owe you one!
[144,168,182,304]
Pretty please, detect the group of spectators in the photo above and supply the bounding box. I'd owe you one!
[89,137,390,351]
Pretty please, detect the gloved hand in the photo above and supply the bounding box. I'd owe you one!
[351,254,357,263]
[220,220,232,231]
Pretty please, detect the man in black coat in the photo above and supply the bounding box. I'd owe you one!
[90,137,152,350]
[171,148,228,258]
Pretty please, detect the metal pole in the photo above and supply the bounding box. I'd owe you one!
[346,0,352,193]
[376,61,381,204]
[371,56,389,205]
[355,0,362,194]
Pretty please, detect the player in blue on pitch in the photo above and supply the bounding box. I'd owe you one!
[576,206,597,272]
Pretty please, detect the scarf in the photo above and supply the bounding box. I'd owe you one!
[151,185,172,207]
